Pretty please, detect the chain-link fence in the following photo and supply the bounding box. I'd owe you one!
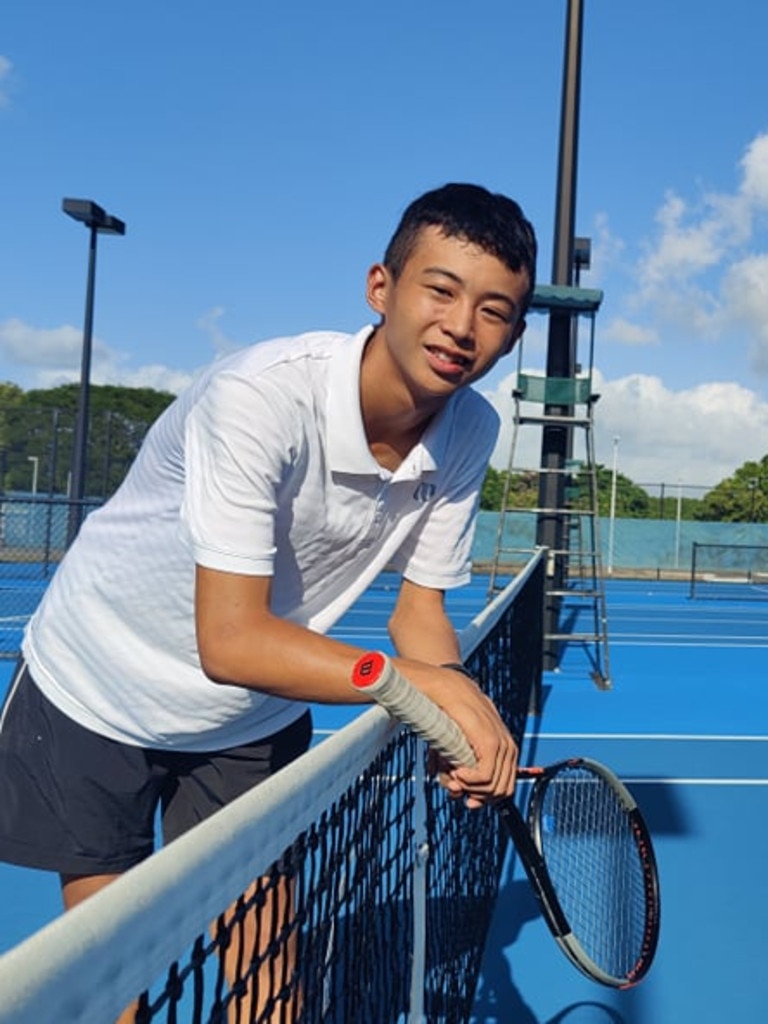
[0,392,168,657]
[0,494,102,658]
[4,490,768,661]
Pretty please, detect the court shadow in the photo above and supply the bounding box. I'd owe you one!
[470,878,542,1024]
[626,780,691,835]
[545,1002,626,1023]
[300,893,508,1022]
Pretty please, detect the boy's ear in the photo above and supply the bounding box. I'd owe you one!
[504,318,526,354]
[366,263,390,316]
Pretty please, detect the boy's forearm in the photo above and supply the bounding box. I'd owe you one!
[389,613,462,665]
[387,580,463,666]
[198,607,375,704]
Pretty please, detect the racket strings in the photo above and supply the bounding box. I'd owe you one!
[535,766,649,980]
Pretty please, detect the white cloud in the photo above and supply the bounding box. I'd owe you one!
[0,318,194,394]
[587,212,625,283]
[196,306,239,357]
[588,372,768,486]
[740,132,768,208]
[617,131,768,357]
[94,363,195,393]
[481,370,768,490]
[0,56,13,109]
[636,187,751,312]
[721,253,768,373]
[601,318,659,346]
[0,318,93,370]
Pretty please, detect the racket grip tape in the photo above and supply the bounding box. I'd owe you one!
[351,652,477,767]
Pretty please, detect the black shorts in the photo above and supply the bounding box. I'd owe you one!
[0,661,312,876]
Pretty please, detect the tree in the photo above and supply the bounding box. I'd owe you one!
[480,468,540,511]
[480,467,505,510]
[479,462,689,519]
[695,456,768,523]
[1,384,175,496]
[591,465,652,518]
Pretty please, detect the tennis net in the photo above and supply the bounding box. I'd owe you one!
[689,542,768,600]
[0,550,545,1024]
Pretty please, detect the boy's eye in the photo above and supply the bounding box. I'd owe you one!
[482,306,511,323]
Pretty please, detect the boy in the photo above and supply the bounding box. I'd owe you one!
[0,181,537,921]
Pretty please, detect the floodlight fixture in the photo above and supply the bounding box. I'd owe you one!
[61,197,126,545]
[62,198,126,236]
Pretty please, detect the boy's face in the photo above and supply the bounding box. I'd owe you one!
[366,225,529,401]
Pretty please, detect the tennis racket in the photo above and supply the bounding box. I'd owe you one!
[351,651,660,989]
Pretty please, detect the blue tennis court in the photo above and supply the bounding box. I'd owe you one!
[468,577,768,1024]
[1,574,767,1022]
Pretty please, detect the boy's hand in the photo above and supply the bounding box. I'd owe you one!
[409,664,519,809]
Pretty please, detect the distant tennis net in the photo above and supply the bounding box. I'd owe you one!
[689,542,768,600]
[0,551,544,1024]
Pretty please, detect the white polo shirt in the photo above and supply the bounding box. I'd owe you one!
[23,327,499,751]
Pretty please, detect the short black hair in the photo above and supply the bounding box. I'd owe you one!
[383,183,537,313]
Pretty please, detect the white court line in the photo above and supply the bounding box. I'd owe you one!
[610,626,765,634]
[625,778,768,786]
[533,733,768,741]
[609,639,768,648]
[314,729,768,742]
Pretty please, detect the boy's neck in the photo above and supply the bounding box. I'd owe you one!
[360,326,445,471]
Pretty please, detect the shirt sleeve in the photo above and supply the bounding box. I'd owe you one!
[180,369,300,576]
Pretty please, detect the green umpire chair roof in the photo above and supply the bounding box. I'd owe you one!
[530,284,603,314]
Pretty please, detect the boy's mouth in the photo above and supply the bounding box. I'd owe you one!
[425,345,472,375]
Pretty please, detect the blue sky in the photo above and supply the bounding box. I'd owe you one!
[1,0,768,491]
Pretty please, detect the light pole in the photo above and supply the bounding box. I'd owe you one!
[607,435,620,575]
[748,477,759,522]
[62,198,125,545]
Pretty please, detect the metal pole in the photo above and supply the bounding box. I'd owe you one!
[48,409,59,496]
[674,480,683,569]
[27,456,39,496]
[101,410,113,498]
[537,0,585,667]
[67,224,99,546]
[607,436,619,574]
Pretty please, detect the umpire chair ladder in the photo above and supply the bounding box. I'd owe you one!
[487,285,611,689]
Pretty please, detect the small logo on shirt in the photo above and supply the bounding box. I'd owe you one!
[413,482,437,503]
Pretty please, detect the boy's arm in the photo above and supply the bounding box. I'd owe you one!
[387,578,519,808]
[195,567,516,806]
[386,578,463,664]
[195,566,372,704]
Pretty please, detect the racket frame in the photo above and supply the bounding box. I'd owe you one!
[521,758,661,986]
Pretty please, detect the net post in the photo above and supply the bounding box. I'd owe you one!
[408,741,428,1023]
[689,542,698,599]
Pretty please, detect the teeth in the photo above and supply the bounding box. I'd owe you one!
[432,348,465,366]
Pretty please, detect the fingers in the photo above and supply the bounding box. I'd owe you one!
[429,689,518,809]
[451,718,518,809]
[402,661,518,810]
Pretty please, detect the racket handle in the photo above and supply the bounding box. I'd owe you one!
[351,652,477,767]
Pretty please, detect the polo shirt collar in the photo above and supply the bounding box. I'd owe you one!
[326,325,457,481]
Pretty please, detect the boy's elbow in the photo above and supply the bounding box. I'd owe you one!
[198,651,229,685]
[387,608,405,646]
[197,629,239,685]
